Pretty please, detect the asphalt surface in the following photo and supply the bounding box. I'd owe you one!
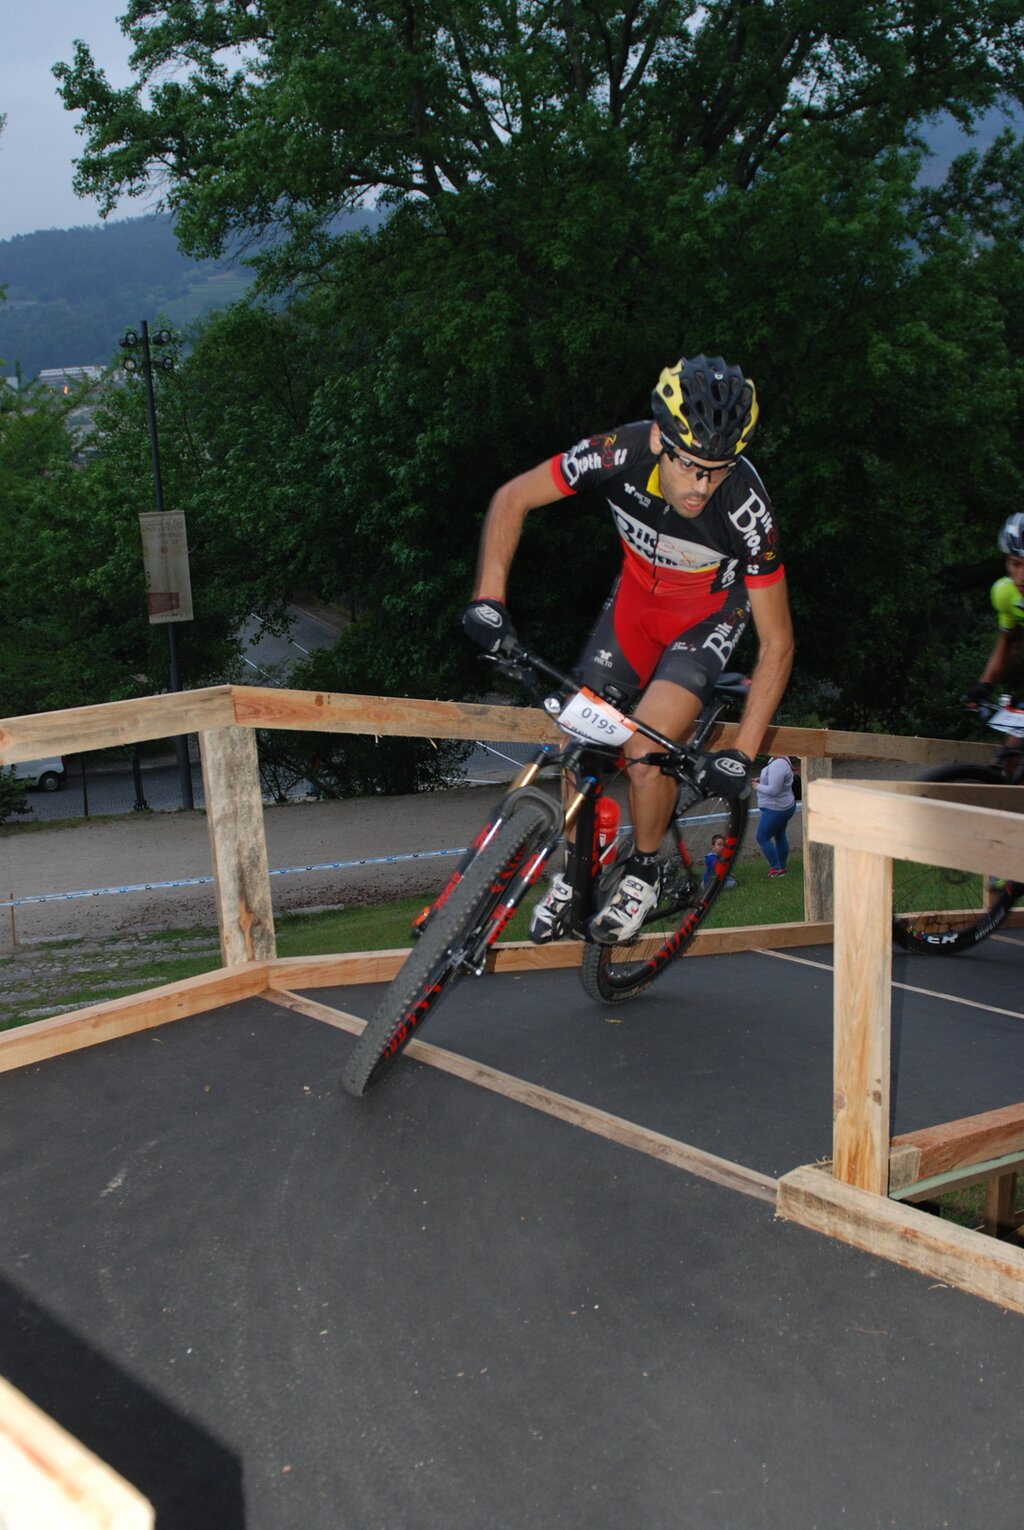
[2,937,1024,1528]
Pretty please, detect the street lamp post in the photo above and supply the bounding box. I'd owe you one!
[120,321,195,810]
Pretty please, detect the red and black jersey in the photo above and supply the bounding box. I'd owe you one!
[548,420,784,617]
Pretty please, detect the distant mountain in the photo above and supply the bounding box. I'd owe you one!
[0,210,379,380]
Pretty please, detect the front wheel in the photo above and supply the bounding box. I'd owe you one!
[892,764,1021,954]
[342,800,555,1095]
[580,788,747,1002]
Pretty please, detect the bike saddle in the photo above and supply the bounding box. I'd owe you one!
[713,672,751,701]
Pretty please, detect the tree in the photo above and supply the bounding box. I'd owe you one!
[0,768,30,828]
[51,2,1024,734]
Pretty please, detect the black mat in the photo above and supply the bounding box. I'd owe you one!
[3,991,1024,1528]
[310,936,1024,1175]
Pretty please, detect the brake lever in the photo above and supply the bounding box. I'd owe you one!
[480,653,544,694]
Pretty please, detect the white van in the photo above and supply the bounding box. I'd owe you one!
[12,757,66,791]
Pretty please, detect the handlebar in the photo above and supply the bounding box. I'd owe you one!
[483,640,689,758]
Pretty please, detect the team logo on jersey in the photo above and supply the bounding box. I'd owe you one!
[609,501,721,571]
[563,435,627,485]
[728,488,775,556]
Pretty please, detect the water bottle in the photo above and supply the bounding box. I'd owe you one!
[595,795,621,865]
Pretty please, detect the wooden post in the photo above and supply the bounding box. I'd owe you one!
[832,844,893,1194]
[800,755,833,921]
[199,727,276,966]
[984,1174,1019,1239]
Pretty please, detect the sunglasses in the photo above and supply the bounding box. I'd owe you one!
[659,434,736,482]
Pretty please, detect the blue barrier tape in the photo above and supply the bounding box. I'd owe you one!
[1,802,799,910]
[0,847,469,909]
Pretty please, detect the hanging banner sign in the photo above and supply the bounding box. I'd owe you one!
[138,510,193,623]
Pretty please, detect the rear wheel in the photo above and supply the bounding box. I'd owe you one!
[342,801,554,1095]
[580,788,747,1002]
[892,764,1020,954]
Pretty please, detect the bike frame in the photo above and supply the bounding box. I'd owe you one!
[412,644,744,969]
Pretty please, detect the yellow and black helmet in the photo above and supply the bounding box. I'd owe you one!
[651,354,758,461]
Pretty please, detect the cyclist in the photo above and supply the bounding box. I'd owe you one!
[962,512,1024,708]
[461,353,794,945]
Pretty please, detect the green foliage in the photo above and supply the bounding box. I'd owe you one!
[18,0,1024,742]
[0,768,30,827]
[255,643,471,800]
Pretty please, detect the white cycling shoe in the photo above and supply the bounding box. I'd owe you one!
[528,872,573,944]
[588,870,660,945]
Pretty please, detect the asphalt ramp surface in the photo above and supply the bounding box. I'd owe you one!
[2,942,1024,1527]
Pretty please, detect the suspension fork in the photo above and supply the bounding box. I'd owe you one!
[565,778,601,934]
[411,748,558,937]
[467,770,600,964]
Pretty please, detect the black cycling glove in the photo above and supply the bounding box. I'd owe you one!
[694,749,752,800]
[961,680,994,707]
[461,599,516,654]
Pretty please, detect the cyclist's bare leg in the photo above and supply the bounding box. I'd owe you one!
[625,680,702,852]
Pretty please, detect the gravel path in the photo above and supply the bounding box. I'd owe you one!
[0,754,918,951]
[1,786,516,947]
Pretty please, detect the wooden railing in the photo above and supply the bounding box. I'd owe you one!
[778,777,1024,1315]
[1,682,993,958]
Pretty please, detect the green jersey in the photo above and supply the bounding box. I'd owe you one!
[992,576,1024,632]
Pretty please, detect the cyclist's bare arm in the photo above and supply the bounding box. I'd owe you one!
[472,460,565,601]
[731,575,795,759]
[979,629,1022,688]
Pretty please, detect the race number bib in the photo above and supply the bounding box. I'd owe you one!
[556,688,636,748]
[988,705,1024,736]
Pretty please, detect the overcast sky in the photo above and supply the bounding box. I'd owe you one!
[0,2,140,241]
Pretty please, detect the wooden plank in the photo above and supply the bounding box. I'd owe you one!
[0,1375,153,1529]
[261,992,778,1203]
[199,728,276,965]
[0,684,991,768]
[801,755,833,922]
[230,685,562,742]
[0,964,267,1075]
[689,920,835,953]
[832,845,892,1194]
[0,688,234,765]
[898,1154,1024,1203]
[263,987,366,1032]
[854,780,1024,812]
[777,1161,1024,1316]
[265,921,837,994]
[808,780,1024,883]
[267,949,416,989]
[891,1100,1024,1181]
[823,730,992,766]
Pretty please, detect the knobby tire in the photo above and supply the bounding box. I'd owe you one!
[342,801,554,1095]
[579,790,748,1002]
[891,763,1020,955]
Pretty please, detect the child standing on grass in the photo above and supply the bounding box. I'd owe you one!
[753,756,796,878]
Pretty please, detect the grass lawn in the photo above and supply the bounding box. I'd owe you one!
[2,853,808,1028]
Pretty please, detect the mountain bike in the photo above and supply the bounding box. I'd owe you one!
[341,641,751,1095]
[892,696,1024,955]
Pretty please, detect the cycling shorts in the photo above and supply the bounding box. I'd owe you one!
[575,573,750,707]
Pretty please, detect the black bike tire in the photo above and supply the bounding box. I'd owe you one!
[341,801,554,1095]
[579,793,748,1002]
[891,764,1017,955]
